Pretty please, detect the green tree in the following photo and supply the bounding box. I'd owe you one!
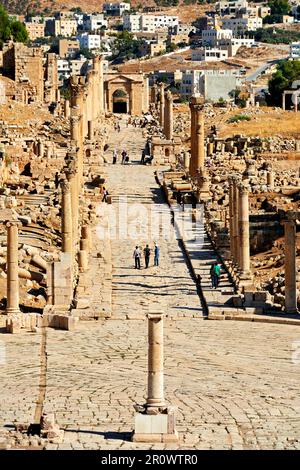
[0,5,28,47]
[269,0,290,15]
[268,60,300,106]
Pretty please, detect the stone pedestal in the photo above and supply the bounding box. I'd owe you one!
[132,311,178,443]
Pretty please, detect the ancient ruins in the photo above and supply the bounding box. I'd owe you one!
[0,39,299,450]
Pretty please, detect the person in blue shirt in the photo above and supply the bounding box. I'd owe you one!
[154,243,159,267]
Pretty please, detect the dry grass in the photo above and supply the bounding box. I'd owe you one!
[219,108,300,139]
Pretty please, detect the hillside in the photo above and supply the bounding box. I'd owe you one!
[1,0,210,21]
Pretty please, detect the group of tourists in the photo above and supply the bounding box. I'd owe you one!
[133,243,159,269]
[112,149,130,164]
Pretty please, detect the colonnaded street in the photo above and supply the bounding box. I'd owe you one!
[1,120,300,450]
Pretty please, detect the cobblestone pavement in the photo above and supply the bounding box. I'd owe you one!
[1,119,300,450]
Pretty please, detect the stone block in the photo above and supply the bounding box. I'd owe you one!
[254,291,269,303]
[244,291,254,305]
[232,295,243,307]
[132,411,178,443]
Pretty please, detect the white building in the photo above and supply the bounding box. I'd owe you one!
[77,33,101,50]
[215,0,248,16]
[57,58,71,79]
[222,16,263,33]
[123,14,141,32]
[191,47,229,61]
[123,14,178,33]
[83,14,108,31]
[103,2,131,16]
[154,15,178,29]
[202,28,233,46]
[181,69,241,100]
[290,41,300,58]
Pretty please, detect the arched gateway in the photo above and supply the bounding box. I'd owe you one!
[104,72,149,116]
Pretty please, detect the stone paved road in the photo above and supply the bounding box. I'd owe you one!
[1,119,300,450]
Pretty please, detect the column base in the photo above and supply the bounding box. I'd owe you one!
[5,308,21,316]
[132,407,178,443]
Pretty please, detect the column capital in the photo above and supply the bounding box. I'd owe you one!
[6,220,21,229]
[61,180,71,193]
[148,311,164,321]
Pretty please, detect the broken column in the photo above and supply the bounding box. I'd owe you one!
[189,95,205,177]
[6,221,21,315]
[238,183,252,283]
[284,216,299,314]
[61,180,72,254]
[164,90,173,140]
[132,311,178,443]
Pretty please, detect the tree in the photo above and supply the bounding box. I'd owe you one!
[268,60,300,106]
[0,5,28,47]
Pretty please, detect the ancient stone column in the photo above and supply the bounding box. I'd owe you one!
[284,218,298,313]
[164,90,173,140]
[232,177,240,266]
[151,85,157,104]
[38,139,44,158]
[65,168,79,248]
[81,225,92,252]
[88,120,94,140]
[228,178,235,262]
[184,152,190,171]
[64,99,70,119]
[267,171,274,189]
[146,312,166,410]
[61,180,72,254]
[6,221,21,315]
[238,184,251,278]
[189,95,205,177]
[78,240,88,273]
[159,83,165,128]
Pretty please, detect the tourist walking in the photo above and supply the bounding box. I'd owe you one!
[121,149,127,164]
[133,246,141,269]
[210,262,221,289]
[154,243,159,266]
[144,244,151,268]
[112,149,118,164]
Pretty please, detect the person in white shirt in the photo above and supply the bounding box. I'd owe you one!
[133,246,141,269]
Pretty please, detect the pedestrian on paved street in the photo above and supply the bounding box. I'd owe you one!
[210,262,221,289]
[133,245,141,269]
[112,149,118,164]
[154,243,159,266]
[210,263,218,289]
[144,244,151,268]
[121,149,127,164]
[215,263,221,287]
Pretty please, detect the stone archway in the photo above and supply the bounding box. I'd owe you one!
[113,89,128,114]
